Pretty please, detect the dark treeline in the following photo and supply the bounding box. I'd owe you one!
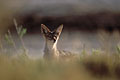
[13,12,120,33]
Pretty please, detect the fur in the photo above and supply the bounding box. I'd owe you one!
[41,24,76,60]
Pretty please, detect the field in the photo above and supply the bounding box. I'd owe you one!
[0,0,120,80]
[0,52,119,80]
[0,25,120,80]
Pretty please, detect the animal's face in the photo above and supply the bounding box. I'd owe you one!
[41,24,63,43]
[44,31,59,43]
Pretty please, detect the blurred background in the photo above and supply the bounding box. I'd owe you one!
[0,0,120,58]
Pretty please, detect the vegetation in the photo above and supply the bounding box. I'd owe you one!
[0,19,120,80]
[0,52,119,80]
[4,19,27,56]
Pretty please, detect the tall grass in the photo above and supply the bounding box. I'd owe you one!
[0,53,119,80]
[3,19,28,57]
[0,20,120,80]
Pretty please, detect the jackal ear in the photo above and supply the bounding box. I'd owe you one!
[54,24,63,35]
[41,24,50,34]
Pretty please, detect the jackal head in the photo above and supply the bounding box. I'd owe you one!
[41,24,63,44]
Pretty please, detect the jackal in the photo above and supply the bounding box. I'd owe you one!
[41,24,75,60]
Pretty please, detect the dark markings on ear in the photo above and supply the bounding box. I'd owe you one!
[54,24,63,35]
[41,24,50,34]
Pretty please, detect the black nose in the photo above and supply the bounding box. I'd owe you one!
[53,36,57,43]
[53,39,56,43]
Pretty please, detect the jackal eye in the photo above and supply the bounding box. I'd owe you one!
[45,33,49,36]
[56,32,59,35]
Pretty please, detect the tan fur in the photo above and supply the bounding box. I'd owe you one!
[41,24,76,61]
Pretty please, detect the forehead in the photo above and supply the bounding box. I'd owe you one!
[49,31,55,34]
[47,31,58,35]
[45,32,55,38]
